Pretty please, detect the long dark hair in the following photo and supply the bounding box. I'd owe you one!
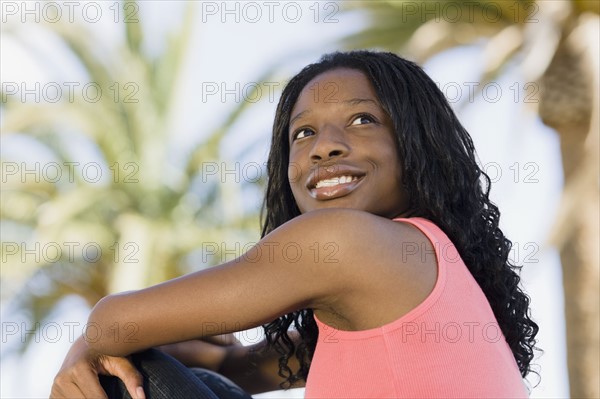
[260,50,539,388]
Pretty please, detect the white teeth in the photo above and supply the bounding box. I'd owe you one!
[315,175,357,189]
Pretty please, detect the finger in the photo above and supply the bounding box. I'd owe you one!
[72,368,109,399]
[51,367,107,399]
[102,356,145,399]
[50,381,86,399]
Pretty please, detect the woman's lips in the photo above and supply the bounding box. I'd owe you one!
[309,176,365,200]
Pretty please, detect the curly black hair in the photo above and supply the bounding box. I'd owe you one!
[260,50,539,388]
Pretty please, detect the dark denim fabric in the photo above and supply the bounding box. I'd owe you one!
[99,349,253,399]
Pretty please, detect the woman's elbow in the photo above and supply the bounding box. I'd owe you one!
[84,294,132,356]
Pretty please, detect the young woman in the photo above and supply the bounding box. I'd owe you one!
[51,51,539,398]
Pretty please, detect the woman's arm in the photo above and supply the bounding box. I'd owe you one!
[85,208,371,357]
[84,208,435,366]
[50,334,295,398]
[157,334,304,393]
[51,336,145,399]
[56,209,435,397]
[218,333,305,394]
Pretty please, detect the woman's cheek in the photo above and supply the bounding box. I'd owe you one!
[288,162,303,185]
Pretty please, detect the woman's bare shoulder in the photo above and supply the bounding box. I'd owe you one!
[271,208,413,245]
[288,209,438,331]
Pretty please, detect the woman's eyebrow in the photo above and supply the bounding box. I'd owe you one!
[342,98,378,106]
[290,98,379,125]
[290,98,378,126]
[290,110,309,127]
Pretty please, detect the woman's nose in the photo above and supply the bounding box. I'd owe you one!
[309,125,350,162]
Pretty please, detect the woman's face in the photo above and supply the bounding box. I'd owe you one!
[287,68,410,218]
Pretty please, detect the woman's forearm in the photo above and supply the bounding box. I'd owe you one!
[219,340,282,394]
[219,339,305,394]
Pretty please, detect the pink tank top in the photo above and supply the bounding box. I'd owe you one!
[304,217,528,398]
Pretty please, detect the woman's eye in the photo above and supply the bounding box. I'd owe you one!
[293,128,314,141]
[350,114,375,126]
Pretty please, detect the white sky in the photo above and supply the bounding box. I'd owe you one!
[1,1,568,397]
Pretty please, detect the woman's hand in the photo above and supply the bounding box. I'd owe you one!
[156,333,242,371]
[50,335,145,399]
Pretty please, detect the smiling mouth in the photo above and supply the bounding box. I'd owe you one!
[314,175,359,189]
[309,175,365,200]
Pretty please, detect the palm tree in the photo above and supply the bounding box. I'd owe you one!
[342,1,599,396]
[0,0,266,354]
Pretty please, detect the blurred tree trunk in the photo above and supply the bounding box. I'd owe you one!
[542,14,599,398]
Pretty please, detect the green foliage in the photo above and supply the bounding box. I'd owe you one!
[0,1,268,353]
[340,0,548,106]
